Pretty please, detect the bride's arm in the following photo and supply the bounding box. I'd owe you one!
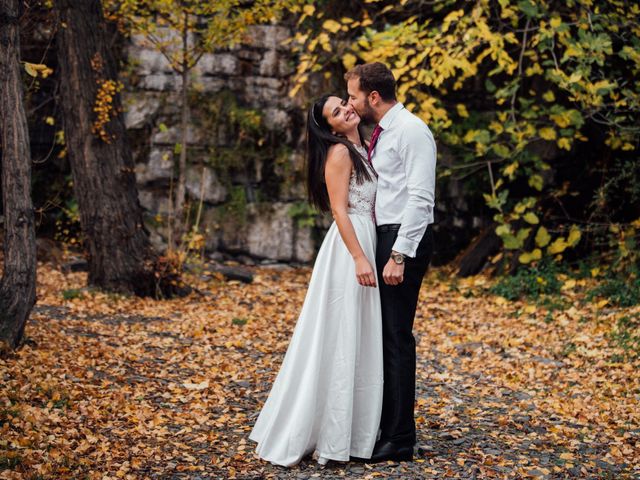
[325,144,376,288]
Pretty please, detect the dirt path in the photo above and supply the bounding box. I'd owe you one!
[1,265,638,479]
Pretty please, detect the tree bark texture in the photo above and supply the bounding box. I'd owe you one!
[0,0,37,350]
[173,13,190,248]
[54,0,183,297]
[454,224,501,277]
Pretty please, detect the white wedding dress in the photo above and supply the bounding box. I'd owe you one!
[249,145,383,466]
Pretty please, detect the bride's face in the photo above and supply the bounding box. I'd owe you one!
[322,96,360,135]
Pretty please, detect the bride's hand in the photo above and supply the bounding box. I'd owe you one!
[354,256,377,287]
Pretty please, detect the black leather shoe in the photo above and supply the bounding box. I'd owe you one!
[349,455,369,463]
[368,440,414,463]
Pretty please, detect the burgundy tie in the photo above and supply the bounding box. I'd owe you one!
[368,124,383,164]
[367,124,383,225]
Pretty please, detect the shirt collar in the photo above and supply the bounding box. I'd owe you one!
[378,102,404,129]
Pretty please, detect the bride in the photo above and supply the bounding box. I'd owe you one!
[249,94,383,466]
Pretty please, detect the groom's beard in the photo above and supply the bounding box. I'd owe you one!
[358,98,377,124]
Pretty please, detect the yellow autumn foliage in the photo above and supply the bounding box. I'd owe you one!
[287,0,638,267]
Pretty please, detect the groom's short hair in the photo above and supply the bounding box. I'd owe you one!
[345,62,397,102]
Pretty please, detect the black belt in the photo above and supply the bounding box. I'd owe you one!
[376,224,401,233]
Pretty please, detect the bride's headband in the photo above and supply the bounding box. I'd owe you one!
[311,105,321,128]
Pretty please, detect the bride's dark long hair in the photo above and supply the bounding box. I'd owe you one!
[306,95,373,213]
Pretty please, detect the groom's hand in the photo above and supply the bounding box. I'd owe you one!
[383,258,404,285]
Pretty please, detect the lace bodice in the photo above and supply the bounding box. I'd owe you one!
[348,145,377,220]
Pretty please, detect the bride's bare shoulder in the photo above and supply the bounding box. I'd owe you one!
[327,142,349,156]
[325,143,352,173]
[326,143,350,162]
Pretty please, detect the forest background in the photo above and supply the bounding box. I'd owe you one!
[0,0,639,478]
[8,0,639,284]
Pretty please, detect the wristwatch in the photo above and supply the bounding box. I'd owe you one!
[390,251,405,265]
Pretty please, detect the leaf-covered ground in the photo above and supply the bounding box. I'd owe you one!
[1,263,639,479]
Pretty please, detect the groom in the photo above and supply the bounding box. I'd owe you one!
[346,62,436,462]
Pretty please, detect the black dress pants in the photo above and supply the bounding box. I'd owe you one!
[375,224,433,447]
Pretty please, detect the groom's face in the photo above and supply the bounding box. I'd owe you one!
[347,77,376,124]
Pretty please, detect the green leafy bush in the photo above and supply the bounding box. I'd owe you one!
[490,261,562,300]
[291,0,640,266]
[62,288,83,300]
[587,277,640,307]
[608,314,640,360]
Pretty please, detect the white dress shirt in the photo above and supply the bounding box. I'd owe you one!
[372,103,437,258]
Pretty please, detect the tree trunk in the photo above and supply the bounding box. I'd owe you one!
[54,0,185,297]
[173,12,190,249]
[0,0,37,351]
[454,224,501,277]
